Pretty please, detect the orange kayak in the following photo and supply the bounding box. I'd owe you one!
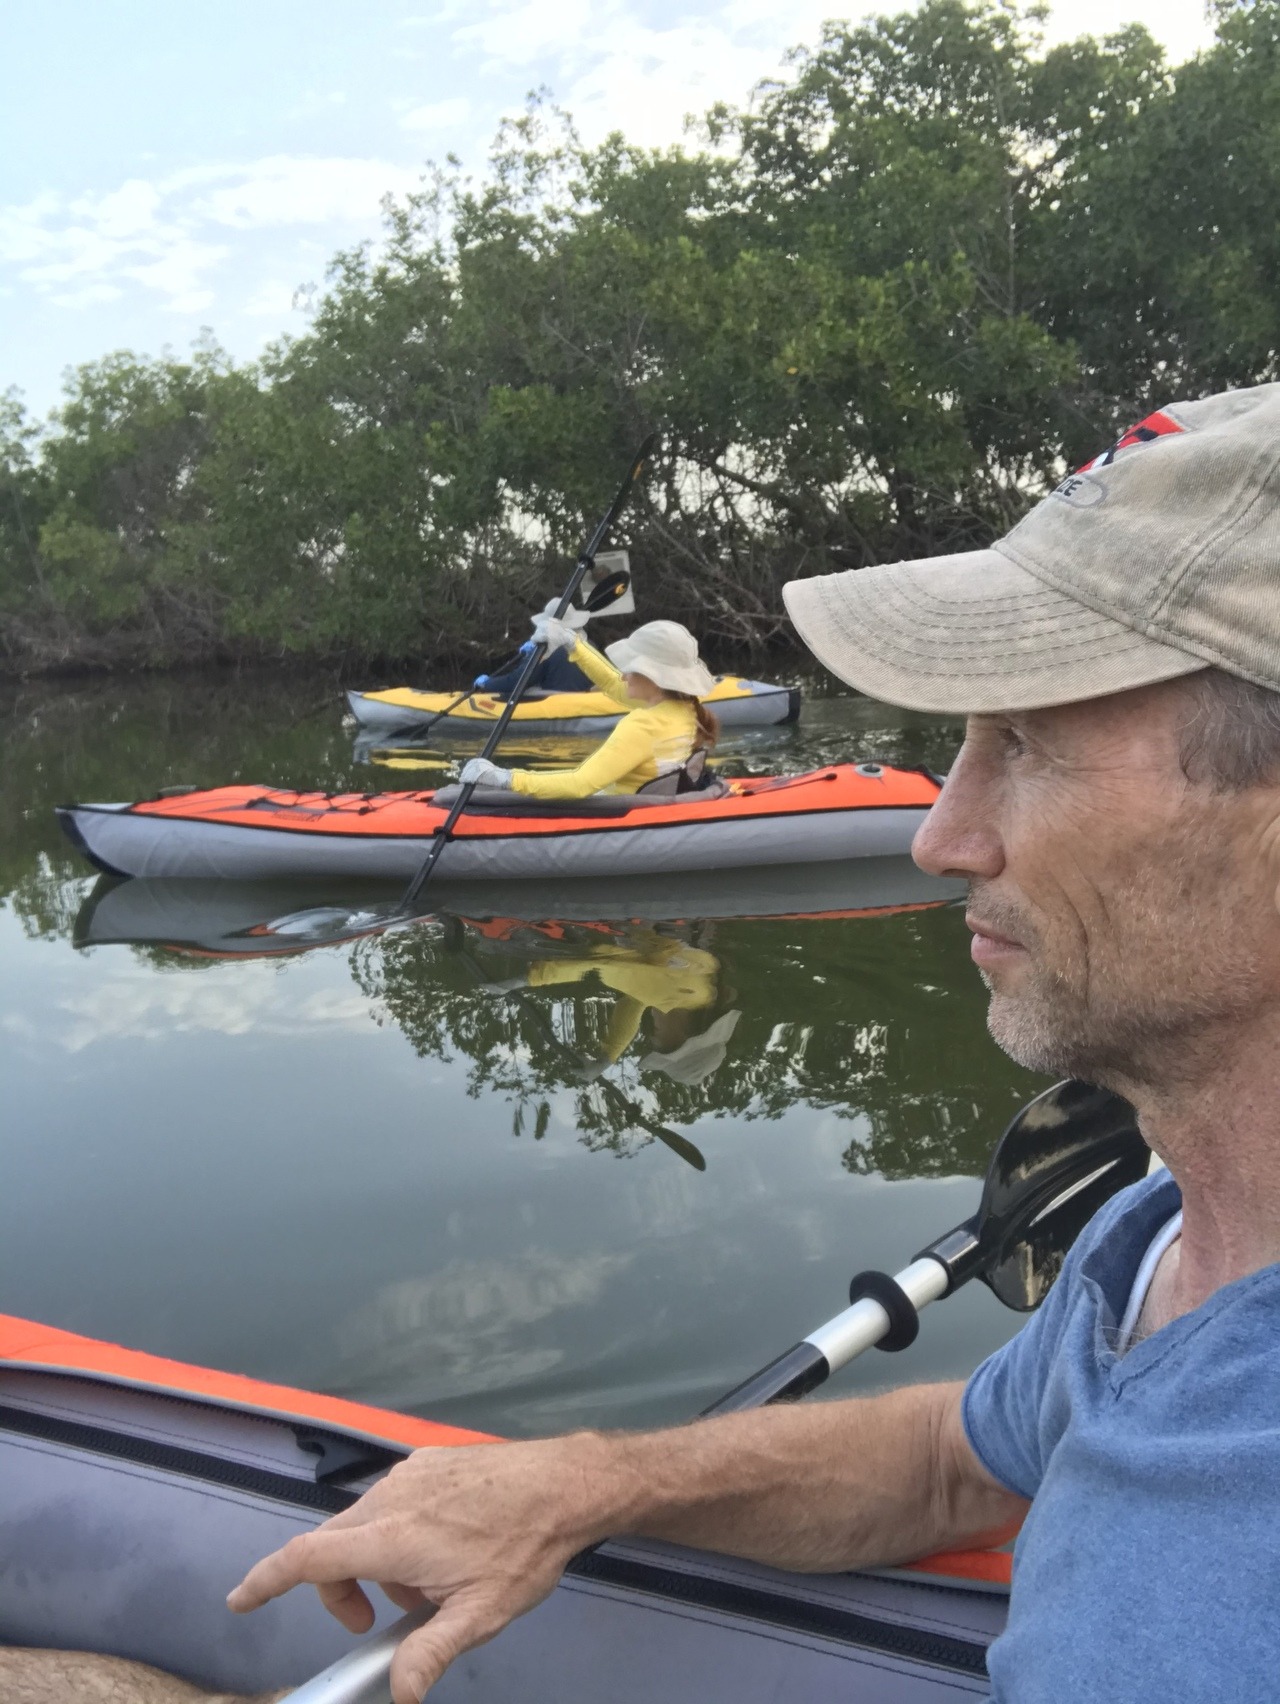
[0,1311,1007,1701]
[58,764,941,882]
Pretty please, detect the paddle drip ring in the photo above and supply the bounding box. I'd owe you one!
[847,1270,920,1352]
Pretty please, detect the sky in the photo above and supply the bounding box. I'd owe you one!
[2,1,1216,419]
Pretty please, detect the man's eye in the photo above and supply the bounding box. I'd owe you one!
[998,725,1028,757]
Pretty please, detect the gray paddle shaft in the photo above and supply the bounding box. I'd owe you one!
[283,1253,953,1703]
[805,1257,949,1366]
[283,1606,432,1704]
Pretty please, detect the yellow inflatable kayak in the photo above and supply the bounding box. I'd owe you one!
[346,676,800,736]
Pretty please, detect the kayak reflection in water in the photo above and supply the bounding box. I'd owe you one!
[520,931,741,1085]
[458,618,720,800]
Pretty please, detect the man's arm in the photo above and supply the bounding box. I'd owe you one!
[229,1382,1026,1703]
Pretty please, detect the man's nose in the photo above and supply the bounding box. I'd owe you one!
[911,744,1004,881]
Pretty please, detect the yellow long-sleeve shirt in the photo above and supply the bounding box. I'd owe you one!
[508,639,697,800]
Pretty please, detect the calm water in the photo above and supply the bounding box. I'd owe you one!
[0,671,1045,1437]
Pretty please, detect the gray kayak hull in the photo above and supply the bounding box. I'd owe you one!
[0,1357,1005,1701]
[346,681,800,736]
[72,858,965,957]
[56,781,934,883]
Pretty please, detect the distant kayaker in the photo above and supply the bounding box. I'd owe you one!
[471,598,593,697]
[457,617,719,799]
[218,384,1280,1704]
[23,389,1280,1704]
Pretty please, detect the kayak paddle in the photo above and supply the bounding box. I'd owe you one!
[392,567,633,744]
[399,449,655,913]
[262,456,651,950]
[706,1077,1147,1412]
[279,1078,1148,1703]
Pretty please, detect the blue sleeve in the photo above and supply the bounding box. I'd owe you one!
[480,660,528,695]
[539,651,592,693]
[961,1177,1158,1499]
[961,1275,1076,1500]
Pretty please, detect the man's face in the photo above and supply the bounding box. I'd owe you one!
[911,679,1280,1092]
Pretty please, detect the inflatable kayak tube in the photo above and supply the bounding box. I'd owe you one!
[347,677,801,737]
[73,858,964,958]
[57,764,941,883]
[0,1313,1007,1702]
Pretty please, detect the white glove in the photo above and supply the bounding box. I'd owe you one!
[460,757,513,788]
[530,614,580,654]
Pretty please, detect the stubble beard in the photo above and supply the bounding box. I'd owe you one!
[973,873,1264,1095]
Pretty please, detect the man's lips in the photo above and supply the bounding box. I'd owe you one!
[965,914,1028,968]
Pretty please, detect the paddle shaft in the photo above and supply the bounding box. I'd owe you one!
[282,1088,1145,1702]
[398,438,656,913]
[704,1256,949,1413]
[407,641,528,739]
[279,1251,953,1704]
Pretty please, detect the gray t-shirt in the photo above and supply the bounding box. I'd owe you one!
[963,1170,1280,1701]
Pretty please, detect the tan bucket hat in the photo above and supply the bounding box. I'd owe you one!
[606,621,717,697]
[783,383,1280,713]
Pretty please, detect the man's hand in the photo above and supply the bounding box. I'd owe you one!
[227,1388,1024,1702]
[227,1434,624,1704]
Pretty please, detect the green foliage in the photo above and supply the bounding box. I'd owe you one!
[5,0,1280,676]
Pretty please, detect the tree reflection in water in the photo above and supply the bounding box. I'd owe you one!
[349,905,1040,1178]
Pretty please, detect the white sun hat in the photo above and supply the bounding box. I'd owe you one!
[541,596,591,631]
[605,620,717,697]
[639,1009,742,1085]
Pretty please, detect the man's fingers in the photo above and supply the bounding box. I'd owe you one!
[316,1577,377,1632]
[389,1597,501,1704]
[228,1526,395,1613]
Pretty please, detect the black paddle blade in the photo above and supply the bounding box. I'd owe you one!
[582,568,631,612]
[919,1079,1148,1308]
[978,1079,1144,1231]
[980,1137,1152,1310]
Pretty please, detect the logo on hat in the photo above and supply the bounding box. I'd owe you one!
[1076,408,1187,472]
[1051,472,1106,508]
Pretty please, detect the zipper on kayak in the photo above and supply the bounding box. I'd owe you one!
[565,1547,990,1677]
[0,1401,360,1515]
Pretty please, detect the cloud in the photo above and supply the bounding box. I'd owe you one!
[285,89,349,121]
[400,96,471,133]
[0,155,419,318]
[242,277,300,317]
[330,1246,633,1394]
[453,0,599,69]
[1,967,377,1054]
[1041,1,1214,62]
[186,155,420,229]
[49,282,123,310]
[447,0,845,146]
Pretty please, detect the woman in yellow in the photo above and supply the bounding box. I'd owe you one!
[458,618,719,800]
